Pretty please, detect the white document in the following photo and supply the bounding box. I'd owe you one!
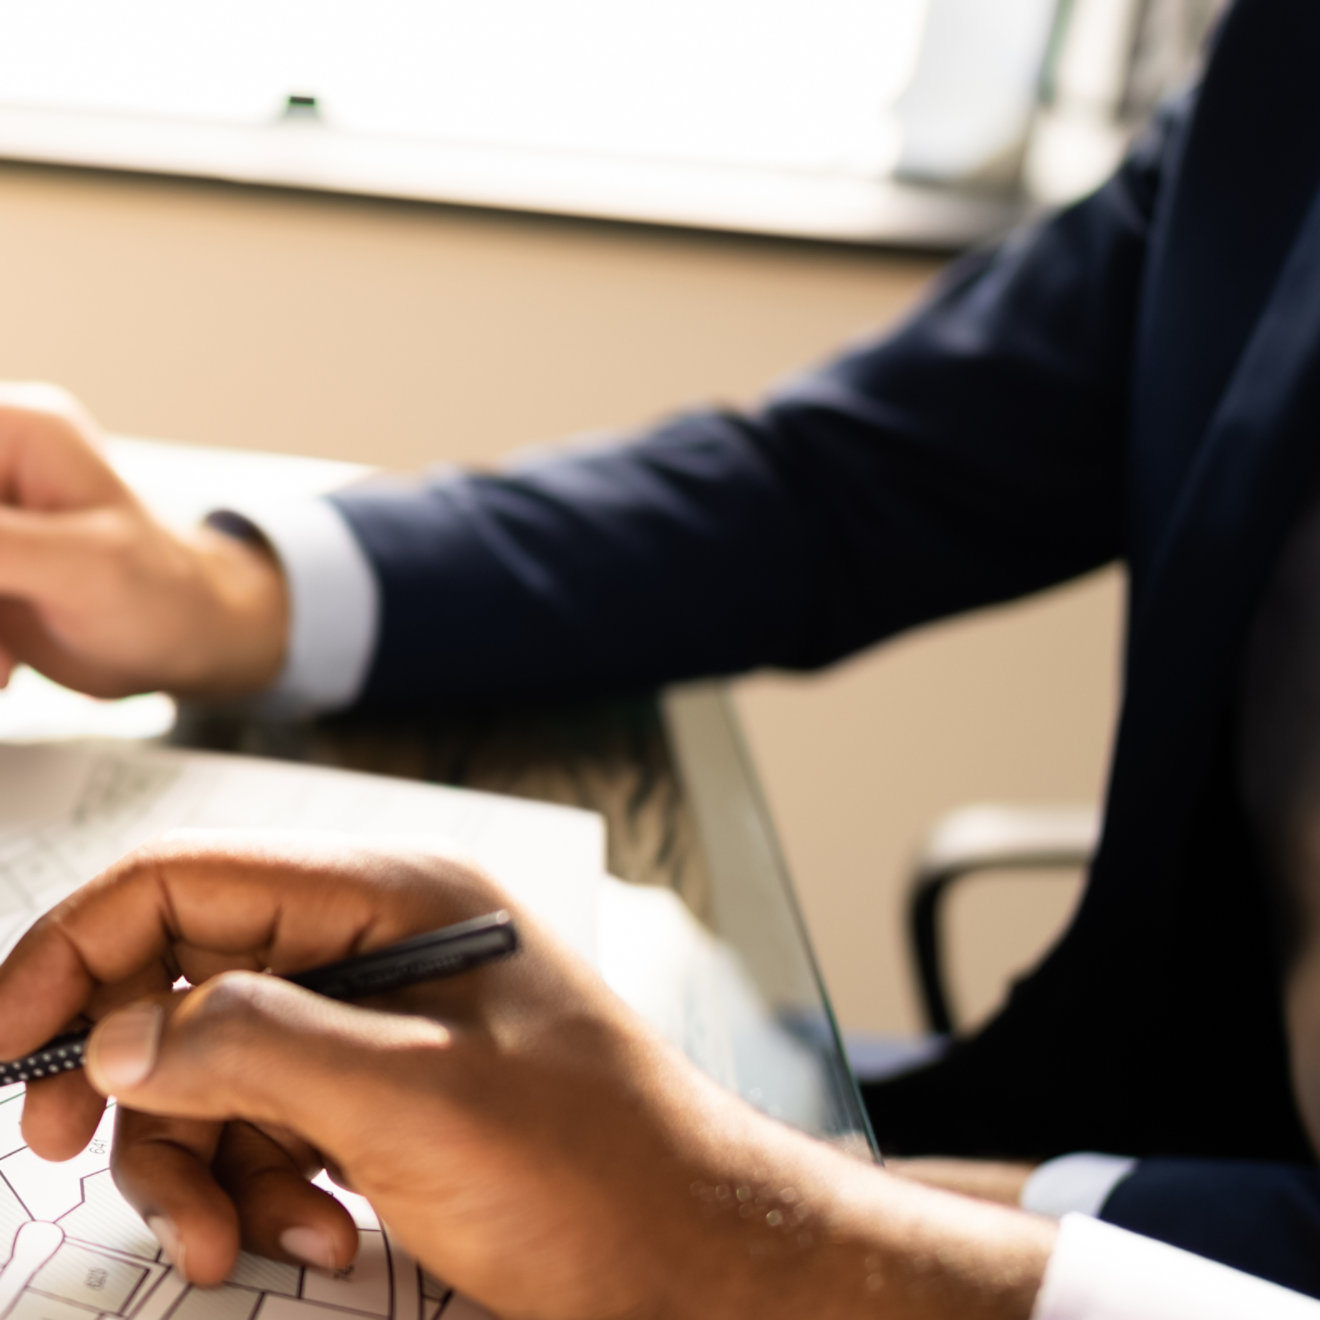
[0,741,603,964]
[0,738,605,1320]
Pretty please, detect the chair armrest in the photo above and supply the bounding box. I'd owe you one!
[908,805,1101,1035]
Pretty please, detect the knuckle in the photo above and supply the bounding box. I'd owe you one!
[116,828,219,878]
[183,972,279,1053]
[93,837,175,893]
[401,847,507,909]
[190,970,270,1024]
[138,827,209,859]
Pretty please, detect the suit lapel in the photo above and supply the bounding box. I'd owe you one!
[1098,178,1320,884]
[1131,0,1320,573]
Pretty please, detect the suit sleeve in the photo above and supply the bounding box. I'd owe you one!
[330,104,1184,708]
[1098,1159,1320,1301]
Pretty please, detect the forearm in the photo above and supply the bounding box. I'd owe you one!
[725,1155,1053,1320]
[825,1175,1052,1320]
[677,1112,1320,1320]
[885,1157,1037,1207]
[647,1075,1052,1320]
[330,404,1119,710]
[328,413,833,704]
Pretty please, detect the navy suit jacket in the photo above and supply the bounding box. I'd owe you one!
[331,0,1320,1292]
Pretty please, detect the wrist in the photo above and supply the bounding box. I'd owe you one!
[183,525,290,696]
[657,1083,1053,1320]
[823,1167,1055,1320]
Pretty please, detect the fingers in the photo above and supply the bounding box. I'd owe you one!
[85,977,447,1281]
[109,1108,236,1285]
[0,832,501,1060]
[85,976,455,1159]
[18,949,176,1160]
[213,1122,358,1272]
[111,1109,357,1285]
[19,1068,106,1161]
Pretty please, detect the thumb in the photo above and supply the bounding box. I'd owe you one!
[84,974,456,1158]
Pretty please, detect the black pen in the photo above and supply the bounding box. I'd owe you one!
[0,909,519,1088]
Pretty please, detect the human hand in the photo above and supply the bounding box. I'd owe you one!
[0,832,1053,1320]
[0,383,288,697]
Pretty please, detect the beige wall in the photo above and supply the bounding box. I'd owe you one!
[0,161,1123,1035]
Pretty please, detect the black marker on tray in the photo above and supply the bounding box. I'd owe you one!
[0,909,518,1087]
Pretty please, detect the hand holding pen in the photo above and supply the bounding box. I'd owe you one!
[0,833,1057,1320]
[0,833,757,1318]
[0,910,519,1088]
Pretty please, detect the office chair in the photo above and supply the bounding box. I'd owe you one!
[906,804,1100,1036]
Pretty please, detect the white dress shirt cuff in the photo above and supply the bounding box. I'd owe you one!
[1022,1153,1137,1219]
[207,499,379,714]
[1032,1214,1320,1319]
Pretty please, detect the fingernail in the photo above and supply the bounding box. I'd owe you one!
[280,1226,338,1271]
[87,1002,164,1093]
[146,1215,186,1277]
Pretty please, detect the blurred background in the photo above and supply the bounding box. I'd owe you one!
[0,0,1222,1036]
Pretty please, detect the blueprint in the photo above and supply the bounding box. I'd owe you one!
[0,738,605,1320]
[0,1084,491,1320]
